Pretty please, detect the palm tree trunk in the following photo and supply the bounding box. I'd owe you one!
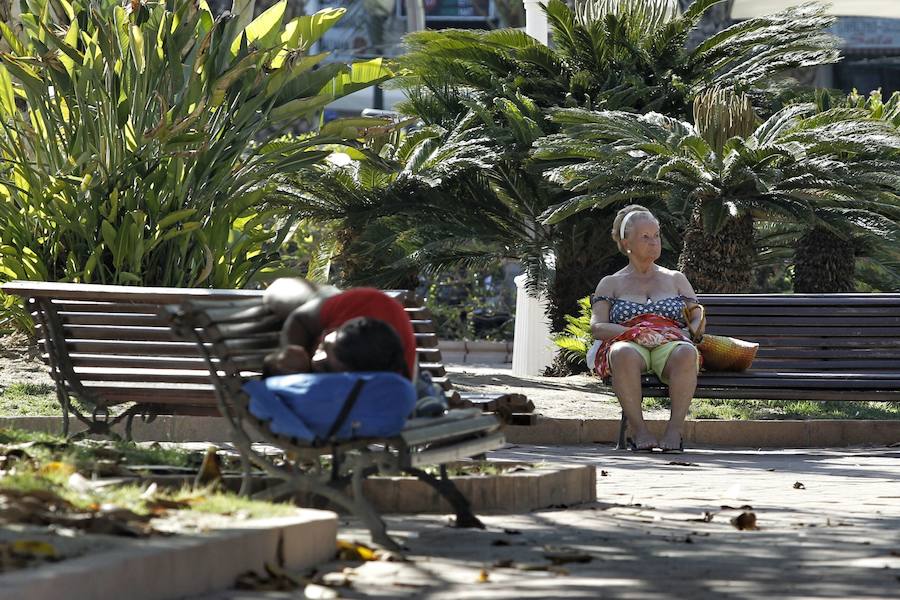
[793,226,856,293]
[678,210,754,293]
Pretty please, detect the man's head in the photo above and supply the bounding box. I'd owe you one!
[312,317,409,378]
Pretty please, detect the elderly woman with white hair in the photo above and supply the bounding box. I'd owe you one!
[587,205,705,452]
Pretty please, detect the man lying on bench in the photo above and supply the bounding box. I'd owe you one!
[261,278,418,381]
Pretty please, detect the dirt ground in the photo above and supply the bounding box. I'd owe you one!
[447,364,671,420]
[0,333,53,391]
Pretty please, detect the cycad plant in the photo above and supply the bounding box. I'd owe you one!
[377,0,839,323]
[790,90,900,292]
[534,99,900,293]
[0,0,390,292]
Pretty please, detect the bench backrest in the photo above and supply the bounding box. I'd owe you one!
[2,281,446,414]
[698,293,900,373]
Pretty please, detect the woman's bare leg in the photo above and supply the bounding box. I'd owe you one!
[660,344,699,450]
[609,343,656,449]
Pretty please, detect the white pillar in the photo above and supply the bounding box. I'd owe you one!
[523,0,549,45]
[513,2,552,376]
[405,0,425,33]
[511,275,556,376]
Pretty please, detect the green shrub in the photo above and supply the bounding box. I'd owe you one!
[553,295,592,372]
[0,0,390,320]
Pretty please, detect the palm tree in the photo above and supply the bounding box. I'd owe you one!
[301,0,843,327]
[788,90,900,292]
[533,101,900,292]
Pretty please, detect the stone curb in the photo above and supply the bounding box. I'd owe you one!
[439,340,512,364]
[0,511,337,600]
[359,462,596,514]
[3,415,898,448]
[504,417,900,447]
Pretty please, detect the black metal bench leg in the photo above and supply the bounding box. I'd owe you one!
[403,466,485,530]
[251,471,402,552]
[239,456,252,496]
[616,413,628,450]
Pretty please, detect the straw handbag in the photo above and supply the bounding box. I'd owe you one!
[683,305,759,372]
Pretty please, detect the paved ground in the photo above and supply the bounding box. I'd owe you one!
[447,364,646,421]
[198,444,900,599]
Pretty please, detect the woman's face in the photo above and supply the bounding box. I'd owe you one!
[624,219,661,262]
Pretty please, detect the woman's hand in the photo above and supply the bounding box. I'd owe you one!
[634,328,666,348]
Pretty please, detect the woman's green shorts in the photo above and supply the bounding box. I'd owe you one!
[616,340,699,384]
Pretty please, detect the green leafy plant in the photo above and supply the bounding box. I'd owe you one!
[321,0,843,331]
[0,0,390,300]
[552,295,592,373]
[534,102,900,293]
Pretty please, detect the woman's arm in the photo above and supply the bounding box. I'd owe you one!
[676,272,705,339]
[590,278,630,341]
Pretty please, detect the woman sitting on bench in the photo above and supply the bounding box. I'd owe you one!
[261,278,417,380]
[587,205,705,452]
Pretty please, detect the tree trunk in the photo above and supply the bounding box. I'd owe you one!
[793,226,856,292]
[678,211,754,293]
[543,217,624,375]
[548,217,624,334]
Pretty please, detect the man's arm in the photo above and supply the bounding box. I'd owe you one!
[281,297,326,349]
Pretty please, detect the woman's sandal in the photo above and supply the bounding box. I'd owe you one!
[626,438,656,452]
[660,438,685,453]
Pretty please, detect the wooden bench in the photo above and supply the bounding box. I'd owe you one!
[1,281,507,549]
[0,281,522,438]
[610,293,900,448]
[165,295,504,550]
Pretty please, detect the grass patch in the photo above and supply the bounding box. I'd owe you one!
[0,382,60,416]
[0,428,194,470]
[0,429,295,521]
[643,397,900,420]
[420,461,532,478]
[0,467,295,520]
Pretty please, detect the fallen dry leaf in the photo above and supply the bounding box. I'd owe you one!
[40,461,76,477]
[335,540,378,561]
[793,482,806,489]
[10,539,57,560]
[687,511,715,523]
[730,511,758,531]
[543,546,593,565]
[477,568,490,583]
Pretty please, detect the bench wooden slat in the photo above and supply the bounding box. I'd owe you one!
[55,324,186,342]
[698,294,900,306]
[62,354,213,370]
[703,326,900,337]
[408,432,506,468]
[5,281,263,302]
[75,367,226,385]
[61,339,203,357]
[723,336,900,348]
[47,301,165,314]
[755,347,900,359]
[401,413,500,446]
[702,305,900,316]
[706,315,900,326]
[52,312,164,327]
[751,359,900,370]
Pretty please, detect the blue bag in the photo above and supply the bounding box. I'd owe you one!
[243,372,417,444]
